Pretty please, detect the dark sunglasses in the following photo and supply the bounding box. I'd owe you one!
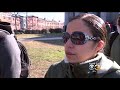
[62,31,98,45]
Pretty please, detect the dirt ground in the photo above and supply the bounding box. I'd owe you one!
[28,60,56,78]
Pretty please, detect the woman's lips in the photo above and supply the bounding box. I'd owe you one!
[66,52,75,55]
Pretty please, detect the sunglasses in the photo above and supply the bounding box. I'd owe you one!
[62,31,98,45]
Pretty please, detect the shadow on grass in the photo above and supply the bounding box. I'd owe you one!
[35,39,64,46]
[25,33,63,39]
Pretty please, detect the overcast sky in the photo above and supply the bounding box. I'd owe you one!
[18,12,65,23]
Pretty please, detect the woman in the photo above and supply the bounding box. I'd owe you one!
[45,13,120,78]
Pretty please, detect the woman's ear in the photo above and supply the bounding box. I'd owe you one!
[96,40,105,52]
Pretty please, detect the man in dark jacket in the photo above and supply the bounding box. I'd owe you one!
[0,21,30,78]
[0,28,21,78]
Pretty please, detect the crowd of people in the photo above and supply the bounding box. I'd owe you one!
[0,13,120,78]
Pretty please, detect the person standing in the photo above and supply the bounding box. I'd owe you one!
[0,28,21,78]
[0,21,30,78]
[104,16,120,65]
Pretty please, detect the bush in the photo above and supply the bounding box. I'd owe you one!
[14,29,63,34]
[49,28,63,33]
[14,30,25,34]
[23,30,43,34]
[49,28,54,33]
[54,28,63,33]
[41,29,47,34]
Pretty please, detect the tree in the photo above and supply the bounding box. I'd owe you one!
[26,12,28,30]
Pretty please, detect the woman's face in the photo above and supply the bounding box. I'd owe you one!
[64,19,99,63]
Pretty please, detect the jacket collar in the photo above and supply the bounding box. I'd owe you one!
[63,53,119,78]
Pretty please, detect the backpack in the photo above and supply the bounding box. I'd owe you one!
[17,40,31,78]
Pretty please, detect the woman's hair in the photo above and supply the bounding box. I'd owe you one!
[67,13,107,45]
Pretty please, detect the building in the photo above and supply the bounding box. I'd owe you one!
[64,12,119,26]
[11,15,21,30]
[37,18,48,30]
[19,16,26,30]
[26,16,64,30]
[0,12,64,31]
[0,12,21,30]
[27,16,39,30]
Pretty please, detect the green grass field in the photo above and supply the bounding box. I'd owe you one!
[16,34,65,78]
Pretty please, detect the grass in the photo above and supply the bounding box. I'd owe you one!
[17,34,65,78]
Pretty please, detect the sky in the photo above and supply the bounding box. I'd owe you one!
[18,12,65,23]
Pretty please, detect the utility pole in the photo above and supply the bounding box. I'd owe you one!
[14,12,18,30]
[26,12,28,30]
[32,16,33,30]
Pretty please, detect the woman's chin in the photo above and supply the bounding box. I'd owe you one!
[66,57,78,63]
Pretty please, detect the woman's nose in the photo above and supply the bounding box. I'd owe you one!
[65,39,74,48]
